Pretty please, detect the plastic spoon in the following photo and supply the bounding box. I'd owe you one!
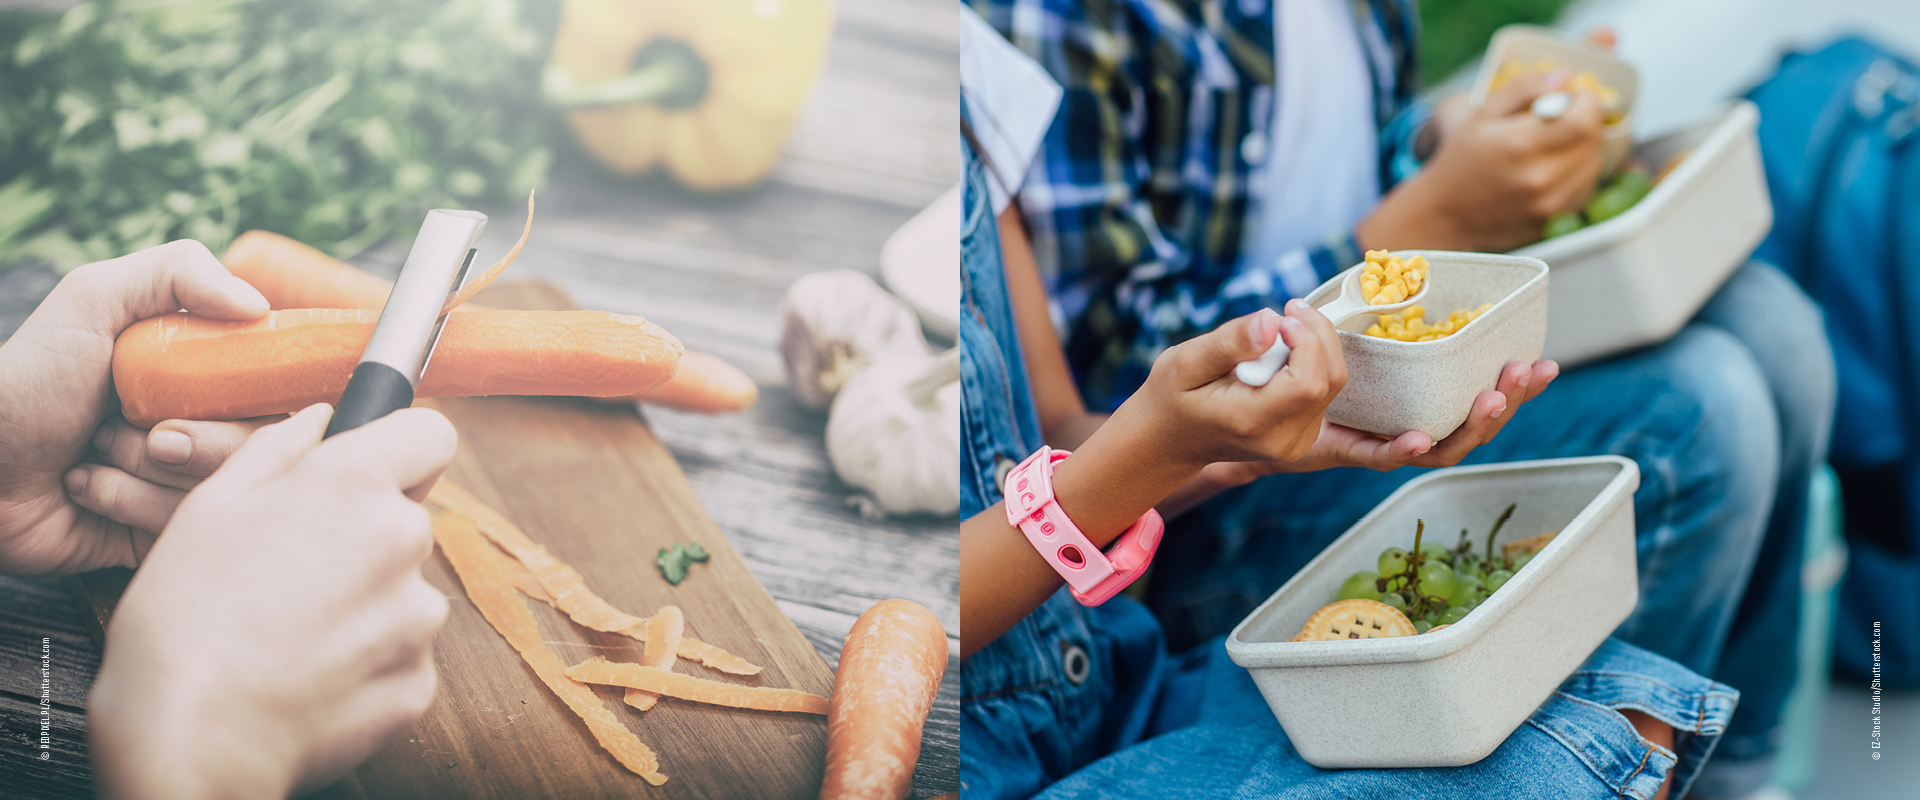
[1234,265,1431,387]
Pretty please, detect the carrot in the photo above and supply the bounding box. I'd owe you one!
[633,351,759,413]
[222,228,755,413]
[428,480,763,675]
[112,308,683,427]
[625,605,684,711]
[223,230,395,310]
[819,600,948,800]
[431,510,669,784]
[565,657,830,715]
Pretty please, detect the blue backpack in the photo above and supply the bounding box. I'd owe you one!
[1748,37,1920,686]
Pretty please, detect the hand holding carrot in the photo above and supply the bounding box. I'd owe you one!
[0,240,268,576]
[89,404,455,799]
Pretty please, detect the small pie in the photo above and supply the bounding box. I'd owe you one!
[1292,599,1416,641]
[1501,530,1560,559]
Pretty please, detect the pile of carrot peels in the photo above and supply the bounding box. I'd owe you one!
[426,480,828,785]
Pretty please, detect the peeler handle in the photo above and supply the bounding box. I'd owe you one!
[325,363,418,438]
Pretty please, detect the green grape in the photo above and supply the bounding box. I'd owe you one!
[1416,562,1456,601]
[1449,572,1486,604]
[1380,592,1408,610]
[1544,212,1584,239]
[1419,543,1452,565]
[1413,619,1433,634]
[1338,571,1381,601]
[1589,184,1635,224]
[1485,569,1514,592]
[1378,547,1409,576]
[1458,594,1485,611]
[1615,167,1653,201]
[1439,606,1471,626]
[1513,552,1535,571]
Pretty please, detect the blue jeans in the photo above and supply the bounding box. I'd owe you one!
[1148,261,1834,793]
[962,591,1737,800]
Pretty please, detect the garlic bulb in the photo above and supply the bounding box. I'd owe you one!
[778,269,929,408]
[826,349,960,518]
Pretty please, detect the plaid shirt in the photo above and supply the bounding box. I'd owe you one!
[970,0,1424,411]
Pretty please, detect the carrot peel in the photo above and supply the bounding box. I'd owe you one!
[443,190,535,314]
[431,511,668,785]
[427,481,764,675]
[566,657,829,715]
[625,605,683,711]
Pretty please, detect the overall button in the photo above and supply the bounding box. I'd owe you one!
[1061,642,1092,686]
[1240,130,1269,165]
[993,455,1018,491]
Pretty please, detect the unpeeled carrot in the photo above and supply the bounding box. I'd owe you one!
[113,308,682,427]
[221,229,757,413]
[819,600,948,800]
[223,230,394,310]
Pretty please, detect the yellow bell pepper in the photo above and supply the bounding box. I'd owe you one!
[545,0,833,190]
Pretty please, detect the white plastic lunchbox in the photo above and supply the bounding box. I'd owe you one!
[1516,100,1773,368]
[1471,24,1639,173]
[1225,456,1640,768]
[1306,251,1548,440]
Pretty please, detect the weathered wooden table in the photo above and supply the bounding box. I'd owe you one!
[0,0,958,796]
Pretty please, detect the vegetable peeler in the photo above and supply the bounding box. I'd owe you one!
[323,209,488,438]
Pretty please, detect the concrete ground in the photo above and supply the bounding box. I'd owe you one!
[1544,2,1920,798]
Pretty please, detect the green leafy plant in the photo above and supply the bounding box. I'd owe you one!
[0,0,559,270]
[656,541,710,586]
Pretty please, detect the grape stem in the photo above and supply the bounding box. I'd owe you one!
[1484,503,1516,567]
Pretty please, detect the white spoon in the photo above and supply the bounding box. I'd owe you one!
[1234,264,1432,387]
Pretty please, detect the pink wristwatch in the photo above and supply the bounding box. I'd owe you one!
[1002,447,1164,606]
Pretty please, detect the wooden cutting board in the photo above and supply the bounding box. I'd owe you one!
[69,280,833,799]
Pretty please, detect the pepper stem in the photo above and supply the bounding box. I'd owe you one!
[543,38,709,110]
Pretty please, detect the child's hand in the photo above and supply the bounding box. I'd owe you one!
[1360,67,1607,253]
[89,403,456,799]
[1125,300,1345,469]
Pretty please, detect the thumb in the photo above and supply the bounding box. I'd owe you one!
[199,403,334,490]
[1173,308,1281,388]
[61,239,268,340]
[1481,68,1562,118]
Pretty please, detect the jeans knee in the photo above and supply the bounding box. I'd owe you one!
[1650,326,1782,512]
[1704,261,1838,465]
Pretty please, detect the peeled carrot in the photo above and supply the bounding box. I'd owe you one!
[819,600,948,800]
[221,229,756,413]
[112,308,682,427]
[633,351,759,413]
